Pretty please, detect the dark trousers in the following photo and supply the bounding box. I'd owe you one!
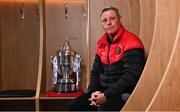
[68,92,126,111]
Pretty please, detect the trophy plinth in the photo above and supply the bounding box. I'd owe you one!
[56,78,76,92]
[51,38,81,93]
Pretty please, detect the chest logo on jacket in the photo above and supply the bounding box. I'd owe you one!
[116,46,121,55]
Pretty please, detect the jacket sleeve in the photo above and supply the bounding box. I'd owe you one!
[87,54,102,93]
[104,48,145,99]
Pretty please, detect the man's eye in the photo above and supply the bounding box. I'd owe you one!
[110,17,115,20]
[102,19,107,22]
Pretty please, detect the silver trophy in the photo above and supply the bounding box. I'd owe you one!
[51,38,81,92]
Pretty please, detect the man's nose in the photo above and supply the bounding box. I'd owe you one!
[107,19,111,25]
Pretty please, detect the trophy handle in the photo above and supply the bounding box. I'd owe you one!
[72,54,81,90]
[51,56,58,86]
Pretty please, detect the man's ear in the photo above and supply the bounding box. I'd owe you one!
[119,18,122,24]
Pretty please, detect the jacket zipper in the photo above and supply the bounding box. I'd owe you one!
[107,44,111,64]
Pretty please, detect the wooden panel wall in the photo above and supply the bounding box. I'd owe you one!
[146,19,180,111]
[128,0,140,36]
[139,0,156,57]
[122,0,179,111]
[44,0,88,92]
[0,0,39,90]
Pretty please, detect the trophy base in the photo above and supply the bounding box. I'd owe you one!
[55,83,76,93]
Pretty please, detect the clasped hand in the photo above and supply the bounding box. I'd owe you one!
[88,91,107,107]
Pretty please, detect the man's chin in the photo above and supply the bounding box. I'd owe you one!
[106,29,116,34]
[106,31,114,34]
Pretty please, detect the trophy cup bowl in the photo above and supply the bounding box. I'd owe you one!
[57,47,76,92]
[51,38,81,93]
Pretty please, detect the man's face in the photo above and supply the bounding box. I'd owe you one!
[100,10,121,35]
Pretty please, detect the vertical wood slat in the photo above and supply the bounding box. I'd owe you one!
[35,0,45,110]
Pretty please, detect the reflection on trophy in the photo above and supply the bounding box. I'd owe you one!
[51,38,81,92]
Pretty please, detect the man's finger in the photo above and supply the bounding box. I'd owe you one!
[90,100,97,106]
